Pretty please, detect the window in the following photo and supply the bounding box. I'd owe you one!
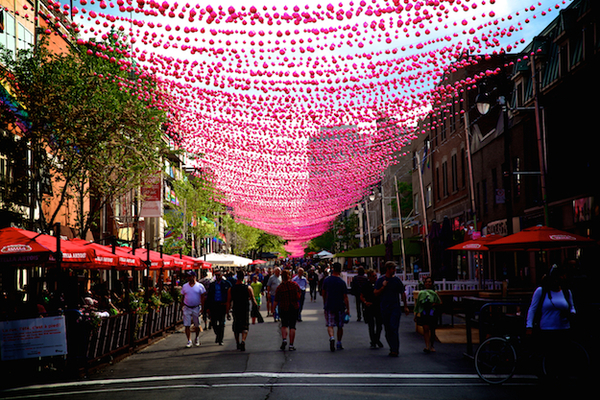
[435,166,440,200]
[17,23,33,51]
[492,168,498,205]
[482,179,488,214]
[442,161,448,197]
[451,153,458,193]
[461,148,466,189]
[426,184,432,208]
[0,12,33,60]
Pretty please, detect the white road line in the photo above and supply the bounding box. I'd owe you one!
[3,372,481,392]
[1,381,538,399]
[1,372,539,397]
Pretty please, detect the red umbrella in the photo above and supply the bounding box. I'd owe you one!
[179,255,212,270]
[447,234,502,251]
[249,259,267,265]
[68,239,142,270]
[118,247,170,270]
[487,226,595,251]
[0,227,96,266]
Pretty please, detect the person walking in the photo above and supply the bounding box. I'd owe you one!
[180,271,206,348]
[308,267,319,302]
[292,267,308,321]
[250,274,263,325]
[322,262,350,352]
[227,270,257,351]
[414,276,441,353]
[526,264,576,376]
[351,266,369,322]
[274,269,302,351]
[267,267,282,322]
[361,269,383,349]
[374,261,409,357]
[206,270,232,346]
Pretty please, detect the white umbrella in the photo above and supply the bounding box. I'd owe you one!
[202,253,253,267]
[316,250,334,259]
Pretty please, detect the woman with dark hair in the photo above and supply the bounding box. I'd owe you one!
[414,276,441,353]
[526,264,578,378]
[526,265,576,339]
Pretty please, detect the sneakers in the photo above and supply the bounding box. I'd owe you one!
[186,340,192,348]
[329,337,335,352]
[336,342,344,350]
[280,340,287,350]
[195,338,200,347]
[288,345,296,351]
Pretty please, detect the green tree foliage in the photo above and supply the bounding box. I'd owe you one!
[163,174,223,255]
[0,36,171,237]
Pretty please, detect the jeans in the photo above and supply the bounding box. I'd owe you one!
[381,306,401,353]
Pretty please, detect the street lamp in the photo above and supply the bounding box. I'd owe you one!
[474,88,514,235]
[475,92,493,115]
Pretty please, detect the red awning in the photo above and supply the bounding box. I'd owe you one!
[68,239,141,270]
[179,255,212,269]
[0,227,96,266]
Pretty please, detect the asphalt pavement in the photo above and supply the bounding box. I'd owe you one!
[1,294,595,400]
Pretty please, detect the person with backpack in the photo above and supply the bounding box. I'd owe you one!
[526,264,576,339]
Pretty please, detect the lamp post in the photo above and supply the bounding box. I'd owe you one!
[475,92,514,235]
[415,150,432,273]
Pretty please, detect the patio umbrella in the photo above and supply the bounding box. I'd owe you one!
[249,259,267,265]
[178,255,212,270]
[68,239,143,270]
[66,239,120,269]
[118,247,170,270]
[487,226,595,251]
[316,250,334,259]
[0,227,96,266]
[446,234,502,252]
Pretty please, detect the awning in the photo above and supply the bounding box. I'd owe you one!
[335,238,421,258]
[202,253,253,267]
[0,227,97,266]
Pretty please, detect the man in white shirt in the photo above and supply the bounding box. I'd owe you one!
[180,271,206,347]
[267,267,282,322]
[292,268,308,321]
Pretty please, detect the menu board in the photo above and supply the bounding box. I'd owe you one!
[0,316,68,361]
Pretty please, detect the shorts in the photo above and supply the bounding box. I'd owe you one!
[280,309,299,329]
[183,305,200,327]
[324,310,345,328]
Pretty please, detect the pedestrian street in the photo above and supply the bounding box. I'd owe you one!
[2,294,594,400]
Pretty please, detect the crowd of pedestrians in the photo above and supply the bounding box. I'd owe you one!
[183,259,419,358]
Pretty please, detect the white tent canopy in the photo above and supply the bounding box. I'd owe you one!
[315,250,334,259]
[202,253,253,267]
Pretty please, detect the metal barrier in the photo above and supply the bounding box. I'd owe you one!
[74,303,183,371]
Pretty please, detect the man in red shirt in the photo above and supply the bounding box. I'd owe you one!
[274,269,301,351]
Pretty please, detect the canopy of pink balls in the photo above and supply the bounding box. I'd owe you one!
[30,0,566,257]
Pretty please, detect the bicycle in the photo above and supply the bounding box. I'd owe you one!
[475,332,591,385]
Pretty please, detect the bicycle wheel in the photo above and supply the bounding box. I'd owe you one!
[475,337,517,384]
[542,340,590,382]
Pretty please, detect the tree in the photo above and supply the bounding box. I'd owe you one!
[163,174,223,255]
[0,36,172,238]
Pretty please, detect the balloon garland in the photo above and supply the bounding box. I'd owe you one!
[24,0,569,256]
